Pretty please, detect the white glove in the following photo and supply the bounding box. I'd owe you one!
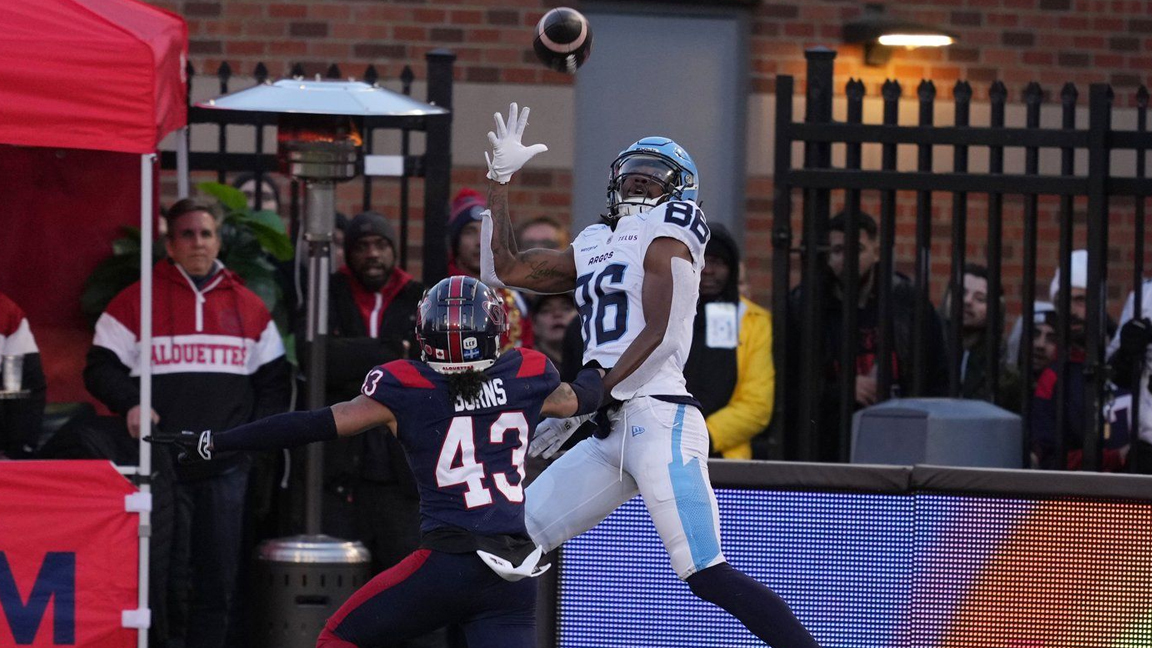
[529,413,593,459]
[485,102,548,184]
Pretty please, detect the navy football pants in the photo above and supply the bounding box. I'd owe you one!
[317,549,536,648]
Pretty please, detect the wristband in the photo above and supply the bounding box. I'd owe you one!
[570,367,605,416]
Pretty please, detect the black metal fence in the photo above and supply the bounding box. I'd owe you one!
[159,51,456,285]
[774,47,1152,471]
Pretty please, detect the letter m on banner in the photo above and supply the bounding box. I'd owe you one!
[0,552,75,644]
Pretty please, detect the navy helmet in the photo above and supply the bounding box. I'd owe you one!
[605,136,699,222]
[416,276,507,373]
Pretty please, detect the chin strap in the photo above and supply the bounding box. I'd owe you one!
[610,256,698,401]
[479,209,508,289]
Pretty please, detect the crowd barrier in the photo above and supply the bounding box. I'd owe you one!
[547,460,1152,648]
[0,461,140,648]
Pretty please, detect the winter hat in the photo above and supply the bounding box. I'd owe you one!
[344,210,396,258]
[1049,249,1088,302]
[449,188,486,255]
[703,223,741,303]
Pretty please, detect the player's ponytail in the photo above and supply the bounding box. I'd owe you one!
[446,368,487,403]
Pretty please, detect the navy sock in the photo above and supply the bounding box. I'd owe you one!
[686,563,820,648]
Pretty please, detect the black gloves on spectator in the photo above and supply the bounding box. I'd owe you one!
[1119,318,1152,357]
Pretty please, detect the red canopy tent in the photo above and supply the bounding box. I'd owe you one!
[0,0,187,404]
[0,1,186,645]
[0,0,186,153]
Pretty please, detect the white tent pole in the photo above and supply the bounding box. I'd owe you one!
[176,126,190,198]
[137,154,154,648]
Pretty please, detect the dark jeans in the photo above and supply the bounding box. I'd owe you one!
[168,464,249,648]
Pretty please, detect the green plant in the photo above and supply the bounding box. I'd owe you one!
[81,182,296,361]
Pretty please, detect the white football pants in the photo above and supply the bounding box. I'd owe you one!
[525,396,726,579]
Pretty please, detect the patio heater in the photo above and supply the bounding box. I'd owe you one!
[199,79,447,648]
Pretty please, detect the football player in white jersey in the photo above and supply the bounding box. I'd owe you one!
[479,103,818,647]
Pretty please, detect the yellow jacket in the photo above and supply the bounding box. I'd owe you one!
[706,298,775,459]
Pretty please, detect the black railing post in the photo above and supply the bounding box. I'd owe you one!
[399,65,416,270]
[948,81,972,398]
[913,80,936,397]
[838,79,865,463]
[1130,86,1148,474]
[422,49,456,285]
[771,75,794,460]
[1020,81,1044,463]
[986,82,1007,407]
[216,62,232,184]
[1082,84,1114,472]
[877,80,902,401]
[1055,82,1078,471]
[252,63,269,213]
[798,46,836,462]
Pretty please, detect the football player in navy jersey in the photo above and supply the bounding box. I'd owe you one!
[148,276,606,648]
[480,103,819,647]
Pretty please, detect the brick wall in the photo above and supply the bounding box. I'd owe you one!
[151,0,1152,316]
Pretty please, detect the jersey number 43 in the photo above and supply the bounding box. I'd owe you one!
[436,413,529,508]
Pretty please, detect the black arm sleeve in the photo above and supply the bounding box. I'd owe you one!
[560,317,585,382]
[83,346,140,416]
[250,355,292,422]
[1,352,46,457]
[212,408,338,453]
[570,367,605,416]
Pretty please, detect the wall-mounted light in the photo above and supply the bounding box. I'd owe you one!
[843,4,956,66]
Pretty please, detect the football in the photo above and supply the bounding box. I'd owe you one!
[533,7,593,74]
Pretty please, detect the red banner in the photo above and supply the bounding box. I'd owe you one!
[0,461,138,647]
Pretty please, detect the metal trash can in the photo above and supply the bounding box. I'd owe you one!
[252,535,372,648]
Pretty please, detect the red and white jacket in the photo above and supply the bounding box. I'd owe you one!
[85,260,291,478]
[0,292,38,358]
[0,292,45,457]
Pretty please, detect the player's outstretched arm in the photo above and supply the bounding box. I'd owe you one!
[531,366,605,458]
[541,366,606,418]
[479,102,577,294]
[482,181,577,294]
[146,396,397,462]
[603,237,695,399]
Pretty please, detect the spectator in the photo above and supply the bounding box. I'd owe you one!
[1048,249,1117,343]
[1006,302,1057,376]
[1030,305,1128,471]
[1027,307,1060,379]
[517,215,569,250]
[0,291,46,458]
[786,211,948,461]
[448,188,534,350]
[531,293,577,368]
[1106,280,1152,473]
[684,225,774,459]
[84,198,291,648]
[321,211,428,571]
[939,264,1021,407]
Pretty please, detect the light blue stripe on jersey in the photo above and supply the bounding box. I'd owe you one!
[667,403,721,572]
